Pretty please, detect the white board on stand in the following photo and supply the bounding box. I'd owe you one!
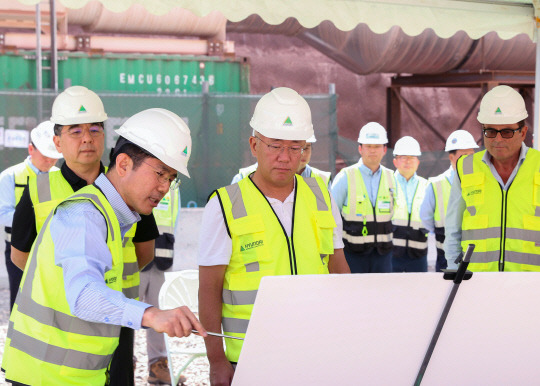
[233,273,451,385]
[232,273,540,386]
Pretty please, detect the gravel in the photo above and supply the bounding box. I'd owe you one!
[0,287,210,386]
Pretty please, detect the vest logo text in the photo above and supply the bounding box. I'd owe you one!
[105,277,117,284]
[467,189,482,197]
[241,240,264,252]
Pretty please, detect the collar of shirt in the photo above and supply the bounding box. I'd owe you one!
[261,176,296,237]
[94,173,140,229]
[60,160,106,191]
[301,164,312,178]
[25,156,47,175]
[358,159,381,177]
[395,170,418,188]
[482,142,528,167]
[482,142,528,189]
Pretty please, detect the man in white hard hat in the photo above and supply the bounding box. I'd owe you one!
[444,85,540,271]
[199,87,350,385]
[331,122,395,273]
[0,121,62,311]
[231,134,332,187]
[9,85,160,385]
[2,108,207,385]
[391,136,429,272]
[420,130,478,272]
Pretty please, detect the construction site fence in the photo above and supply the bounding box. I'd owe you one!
[0,90,460,207]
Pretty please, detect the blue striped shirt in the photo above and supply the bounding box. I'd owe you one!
[50,173,151,329]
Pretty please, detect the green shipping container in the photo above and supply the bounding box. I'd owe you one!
[0,51,250,93]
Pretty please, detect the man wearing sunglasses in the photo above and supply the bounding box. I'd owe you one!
[444,85,540,271]
[198,87,350,385]
[9,86,160,385]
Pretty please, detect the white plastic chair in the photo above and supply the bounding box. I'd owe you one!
[158,269,207,385]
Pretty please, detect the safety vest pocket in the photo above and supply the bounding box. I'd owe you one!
[311,211,336,255]
[461,172,485,206]
[231,215,271,266]
[523,215,540,253]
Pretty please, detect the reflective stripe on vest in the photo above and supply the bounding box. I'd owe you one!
[458,149,540,271]
[30,171,74,233]
[216,175,334,362]
[3,187,123,384]
[340,164,394,254]
[392,176,428,258]
[122,224,140,299]
[309,166,332,187]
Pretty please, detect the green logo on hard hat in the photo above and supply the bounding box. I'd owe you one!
[79,105,87,113]
[182,146,188,156]
[495,107,502,114]
[283,116,293,126]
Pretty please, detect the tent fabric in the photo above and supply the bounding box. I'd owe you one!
[16,0,536,40]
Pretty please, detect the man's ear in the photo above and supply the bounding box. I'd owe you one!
[249,136,258,157]
[115,153,132,177]
[53,135,61,152]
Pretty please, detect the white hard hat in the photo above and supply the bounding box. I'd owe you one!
[477,85,528,125]
[393,136,421,156]
[357,122,388,144]
[115,108,192,178]
[250,87,314,141]
[30,121,63,159]
[51,85,108,125]
[445,130,479,152]
[307,134,316,143]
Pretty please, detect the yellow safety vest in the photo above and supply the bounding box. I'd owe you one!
[215,175,335,362]
[309,166,331,187]
[148,190,178,271]
[3,185,123,385]
[428,172,452,256]
[392,175,428,259]
[339,164,395,255]
[4,161,41,242]
[458,150,540,271]
[28,169,141,299]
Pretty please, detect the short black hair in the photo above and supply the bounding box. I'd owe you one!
[448,150,457,155]
[108,137,155,170]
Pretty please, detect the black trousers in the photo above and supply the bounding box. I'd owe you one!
[108,327,135,386]
[5,241,23,311]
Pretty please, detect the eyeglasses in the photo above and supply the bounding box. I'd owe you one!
[394,156,418,161]
[482,127,522,139]
[255,136,304,156]
[142,160,181,190]
[62,124,104,139]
